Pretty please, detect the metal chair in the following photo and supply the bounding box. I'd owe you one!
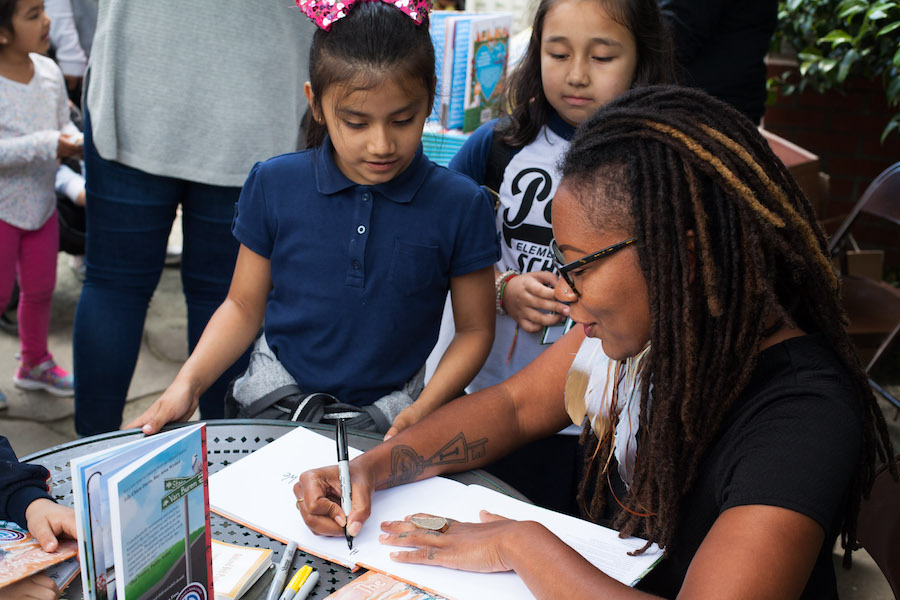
[828,162,900,416]
[855,454,900,599]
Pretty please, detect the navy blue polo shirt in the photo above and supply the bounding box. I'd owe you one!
[232,139,499,406]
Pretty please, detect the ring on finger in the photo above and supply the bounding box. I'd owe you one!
[410,515,449,533]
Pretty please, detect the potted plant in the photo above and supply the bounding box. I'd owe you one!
[769,0,900,142]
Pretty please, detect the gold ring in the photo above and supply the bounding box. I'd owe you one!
[410,515,449,533]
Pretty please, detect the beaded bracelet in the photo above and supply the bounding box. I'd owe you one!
[495,269,519,315]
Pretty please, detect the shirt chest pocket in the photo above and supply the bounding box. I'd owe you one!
[389,240,441,296]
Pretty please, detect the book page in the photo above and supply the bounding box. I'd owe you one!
[209,427,661,600]
[71,436,163,599]
[43,556,81,592]
[107,424,211,600]
[211,539,272,599]
[462,485,664,585]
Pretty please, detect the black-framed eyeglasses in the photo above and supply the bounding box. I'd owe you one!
[551,237,638,296]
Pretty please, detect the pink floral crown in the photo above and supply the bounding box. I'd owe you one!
[296,0,430,31]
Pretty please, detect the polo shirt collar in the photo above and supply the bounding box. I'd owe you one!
[548,110,576,141]
[314,135,429,204]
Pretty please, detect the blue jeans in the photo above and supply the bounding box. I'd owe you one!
[74,114,249,436]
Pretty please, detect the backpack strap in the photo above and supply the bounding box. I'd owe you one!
[483,127,515,212]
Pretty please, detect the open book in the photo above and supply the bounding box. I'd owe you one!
[71,423,212,600]
[209,427,662,600]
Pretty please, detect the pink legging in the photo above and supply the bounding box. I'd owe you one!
[0,214,59,368]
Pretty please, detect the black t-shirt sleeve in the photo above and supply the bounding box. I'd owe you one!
[716,385,862,532]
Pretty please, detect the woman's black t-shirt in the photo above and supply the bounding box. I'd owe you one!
[635,334,862,599]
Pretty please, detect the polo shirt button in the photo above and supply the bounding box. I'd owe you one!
[357,225,366,235]
[363,193,369,201]
[353,260,361,270]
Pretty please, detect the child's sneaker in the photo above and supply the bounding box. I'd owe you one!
[13,358,74,397]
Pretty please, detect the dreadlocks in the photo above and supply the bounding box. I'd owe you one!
[560,85,896,565]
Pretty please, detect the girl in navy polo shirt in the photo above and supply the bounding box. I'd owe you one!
[129,0,499,439]
[446,0,675,513]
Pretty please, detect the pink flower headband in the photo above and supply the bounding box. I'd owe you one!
[296,0,430,31]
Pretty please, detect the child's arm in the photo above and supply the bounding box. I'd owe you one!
[55,163,86,206]
[0,132,68,167]
[126,245,272,435]
[0,437,76,553]
[384,266,495,439]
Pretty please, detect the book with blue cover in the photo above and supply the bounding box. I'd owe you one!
[430,11,513,132]
[71,423,212,600]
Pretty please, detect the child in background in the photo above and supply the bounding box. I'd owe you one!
[129,0,498,444]
[449,0,674,513]
[0,0,80,405]
[0,435,78,600]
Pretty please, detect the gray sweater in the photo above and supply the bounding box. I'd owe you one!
[85,0,315,187]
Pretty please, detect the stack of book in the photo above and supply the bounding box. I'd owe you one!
[430,11,514,133]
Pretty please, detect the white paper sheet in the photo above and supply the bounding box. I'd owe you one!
[209,427,662,600]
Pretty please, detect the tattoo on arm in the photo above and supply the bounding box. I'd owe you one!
[382,433,488,488]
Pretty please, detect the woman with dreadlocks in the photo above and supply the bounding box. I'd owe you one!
[294,85,897,599]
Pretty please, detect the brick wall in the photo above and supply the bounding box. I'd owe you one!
[763,60,900,270]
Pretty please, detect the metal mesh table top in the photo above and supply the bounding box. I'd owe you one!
[23,420,526,600]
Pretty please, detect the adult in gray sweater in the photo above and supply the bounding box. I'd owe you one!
[73,0,315,436]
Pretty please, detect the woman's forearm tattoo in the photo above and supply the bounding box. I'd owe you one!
[382,433,487,488]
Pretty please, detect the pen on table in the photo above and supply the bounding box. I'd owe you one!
[336,417,353,549]
[266,540,297,600]
[294,569,320,600]
[278,565,313,600]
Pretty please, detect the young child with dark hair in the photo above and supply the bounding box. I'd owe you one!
[448,0,675,513]
[130,0,499,446]
[0,435,77,600]
[0,0,80,405]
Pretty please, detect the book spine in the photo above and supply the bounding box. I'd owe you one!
[200,424,214,598]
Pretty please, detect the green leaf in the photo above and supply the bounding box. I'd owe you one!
[887,71,900,101]
[798,47,824,61]
[838,2,868,19]
[880,115,900,143]
[819,29,854,46]
[820,57,839,73]
[838,49,859,81]
[867,2,897,19]
[877,20,900,36]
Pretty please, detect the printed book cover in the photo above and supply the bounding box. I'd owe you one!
[71,423,212,600]
[210,539,272,600]
[325,571,447,600]
[461,13,512,133]
[0,520,78,588]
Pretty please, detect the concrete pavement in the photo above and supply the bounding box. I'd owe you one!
[0,249,897,599]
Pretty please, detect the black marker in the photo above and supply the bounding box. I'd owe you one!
[336,418,353,549]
